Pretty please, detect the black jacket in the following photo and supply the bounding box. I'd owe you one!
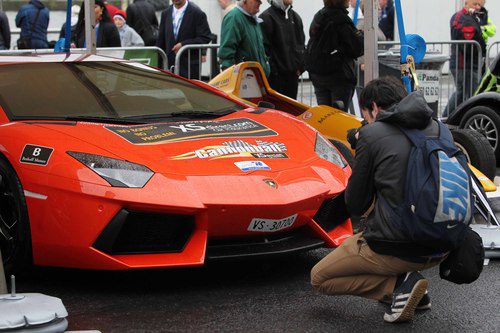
[72,20,121,48]
[450,8,486,69]
[157,2,211,78]
[259,5,305,75]
[0,10,10,50]
[345,92,442,257]
[126,0,159,46]
[307,6,363,85]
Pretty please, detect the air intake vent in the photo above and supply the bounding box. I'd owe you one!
[313,192,349,232]
[93,210,194,255]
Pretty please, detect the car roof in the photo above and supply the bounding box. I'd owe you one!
[0,52,126,65]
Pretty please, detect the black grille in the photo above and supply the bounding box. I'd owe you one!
[313,192,349,232]
[206,226,324,259]
[93,210,194,255]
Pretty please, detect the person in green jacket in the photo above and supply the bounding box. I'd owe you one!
[218,0,271,77]
[477,0,496,44]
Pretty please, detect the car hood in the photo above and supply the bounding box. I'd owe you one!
[31,110,333,176]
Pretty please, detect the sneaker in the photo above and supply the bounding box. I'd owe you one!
[416,291,431,311]
[379,290,431,310]
[383,272,429,323]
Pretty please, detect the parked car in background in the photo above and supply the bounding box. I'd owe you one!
[446,52,500,164]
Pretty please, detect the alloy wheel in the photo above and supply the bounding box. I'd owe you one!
[464,114,499,151]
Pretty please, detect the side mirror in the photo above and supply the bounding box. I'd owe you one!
[257,101,275,109]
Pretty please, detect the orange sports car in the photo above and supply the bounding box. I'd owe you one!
[0,54,352,273]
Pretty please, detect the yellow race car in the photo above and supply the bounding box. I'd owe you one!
[209,62,496,192]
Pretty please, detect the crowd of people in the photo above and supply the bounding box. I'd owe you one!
[1,0,494,112]
[0,0,400,110]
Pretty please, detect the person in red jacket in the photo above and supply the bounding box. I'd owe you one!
[444,0,486,117]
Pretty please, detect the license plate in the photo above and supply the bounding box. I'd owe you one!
[247,214,297,232]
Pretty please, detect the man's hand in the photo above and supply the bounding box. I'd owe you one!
[172,43,183,54]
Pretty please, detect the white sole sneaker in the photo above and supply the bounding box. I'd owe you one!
[383,278,429,323]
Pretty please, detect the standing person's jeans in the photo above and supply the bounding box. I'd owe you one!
[310,74,355,111]
[443,68,480,118]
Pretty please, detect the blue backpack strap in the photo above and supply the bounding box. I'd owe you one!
[396,125,427,148]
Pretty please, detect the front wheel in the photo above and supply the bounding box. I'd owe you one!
[459,105,500,162]
[451,129,497,181]
[0,157,32,276]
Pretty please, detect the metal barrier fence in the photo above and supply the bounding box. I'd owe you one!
[0,46,169,69]
[376,40,483,118]
[174,43,220,80]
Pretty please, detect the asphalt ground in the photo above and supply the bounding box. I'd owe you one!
[8,199,500,332]
[14,243,500,332]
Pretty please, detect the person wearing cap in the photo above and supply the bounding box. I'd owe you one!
[114,10,144,47]
[260,0,305,99]
[218,0,270,77]
[71,0,121,47]
[157,0,211,78]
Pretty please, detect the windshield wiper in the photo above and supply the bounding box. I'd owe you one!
[168,110,234,118]
[125,110,235,121]
[64,116,146,124]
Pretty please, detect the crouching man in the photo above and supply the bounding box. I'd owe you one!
[311,78,452,323]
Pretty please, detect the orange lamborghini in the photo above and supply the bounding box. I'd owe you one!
[0,54,352,273]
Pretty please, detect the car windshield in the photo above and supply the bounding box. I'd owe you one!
[0,61,244,121]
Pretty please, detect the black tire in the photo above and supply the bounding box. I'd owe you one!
[459,106,500,162]
[329,139,354,166]
[451,129,497,181]
[0,156,32,276]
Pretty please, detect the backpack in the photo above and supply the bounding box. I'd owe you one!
[305,17,342,74]
[382,121,474,255]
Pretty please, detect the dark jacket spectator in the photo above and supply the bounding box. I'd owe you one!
[260,0,305,99]
[126,0,159,46]
[15,0,50,49]
[450,5,486,70]
[0,10,11,50]
[157,0,211,78]
[70,0,121,48]
[307,0,363,110]
[444,1,486,116]
[378,0,394,40]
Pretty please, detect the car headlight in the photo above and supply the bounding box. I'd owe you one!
[314,133,346,168]
[67,151,154,188]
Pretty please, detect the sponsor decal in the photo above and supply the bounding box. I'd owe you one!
[171,139,288,160]
[302,111,313,120]
[235,161,271,172]
[20,144,54,166]
[105,118,277,144]
[317,111,336,124]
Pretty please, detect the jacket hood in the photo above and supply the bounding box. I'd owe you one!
[376,92,433,129]
[30,0,46,9]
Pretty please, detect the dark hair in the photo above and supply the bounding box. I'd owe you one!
[324,0,347,8]
[359,77,408,112]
